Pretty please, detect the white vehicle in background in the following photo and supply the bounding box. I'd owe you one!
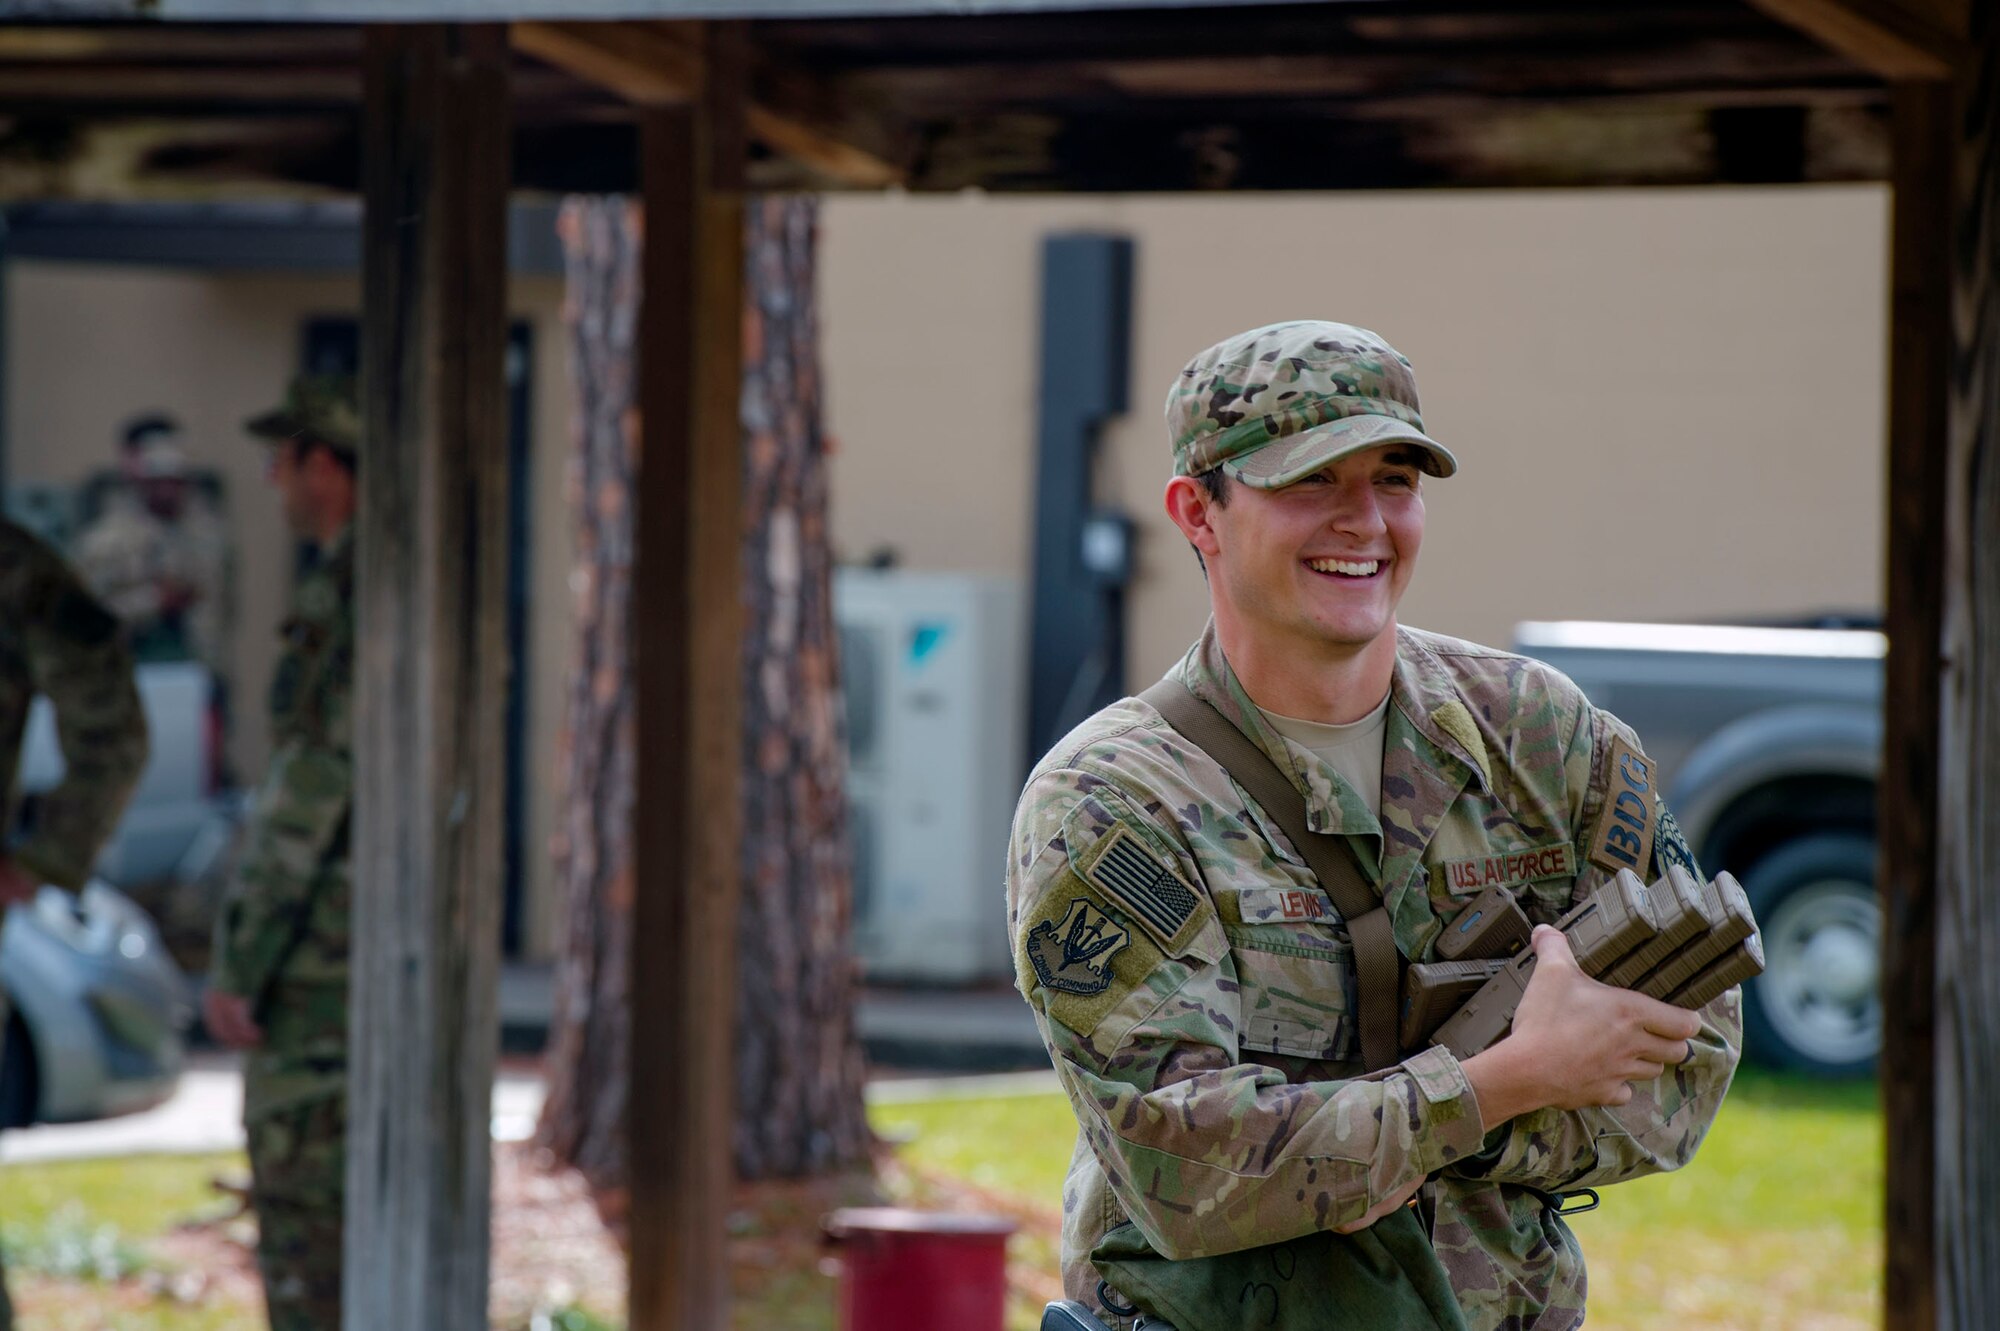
[2,660,222,1127]
[1512,618,1884,1078]
[2,882,190,1128]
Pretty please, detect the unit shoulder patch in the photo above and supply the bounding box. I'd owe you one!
[1587,736,1658,875]
[1653,803,1701,879]
[1027,898,1129,995]
[1014,866,1171,1041]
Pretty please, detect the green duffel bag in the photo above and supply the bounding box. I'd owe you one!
[1092,1207,1468,1331]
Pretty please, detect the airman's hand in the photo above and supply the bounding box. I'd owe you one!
[1463,925,1701,1128]
[202,988,264,1050]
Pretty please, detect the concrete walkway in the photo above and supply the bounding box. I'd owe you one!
[2,979,1052,1165]
[2,1059,1061,1166]
[0,1053,552,1165]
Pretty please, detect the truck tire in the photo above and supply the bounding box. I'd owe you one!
[1740,833,1880,1077]
[0,1007,36,1129]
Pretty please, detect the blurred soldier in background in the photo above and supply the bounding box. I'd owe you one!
[201,376,357,1331]
[75,413,236,689]
[0,518,149,1331]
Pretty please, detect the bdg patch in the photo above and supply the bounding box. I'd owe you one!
[1433,843,1575,894]
[1075,825,1207,957]
[1587,737,1658,876]
[1027,898,1129,995]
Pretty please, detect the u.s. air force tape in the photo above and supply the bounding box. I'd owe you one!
[1076,826,1207,958]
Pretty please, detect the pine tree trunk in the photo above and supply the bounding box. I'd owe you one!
[733,195,871,1179]
[536,197,640,1197]
[537,193,870,1198]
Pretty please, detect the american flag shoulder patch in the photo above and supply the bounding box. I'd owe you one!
[1076,826,1208,958]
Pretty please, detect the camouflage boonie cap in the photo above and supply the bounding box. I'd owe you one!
[244,373,359,458]
[1167,321,1457,487]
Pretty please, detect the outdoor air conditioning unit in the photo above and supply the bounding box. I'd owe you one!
[835,568,1026,985]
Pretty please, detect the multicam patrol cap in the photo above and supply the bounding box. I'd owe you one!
[1167,321,1457,488]
[244,373,359,459]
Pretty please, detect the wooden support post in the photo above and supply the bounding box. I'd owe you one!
[629,21,748,1331]
[1883,5,2000,1327]
[1881,76,1948,1331]
[349,25,511,1331]
[1931,7,2000,1323]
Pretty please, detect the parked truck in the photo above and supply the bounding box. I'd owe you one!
[1511,618,1883,1077]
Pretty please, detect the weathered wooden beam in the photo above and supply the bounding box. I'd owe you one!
[759,4,1771,64]
[511,19,899,186]
[0,63,361,103]
[898,99,1887,192]
[1929,5,2000,1324]
[743,103,901,190]
[0,25,356,60]
[1881,5,2000,1327]
[511,19,698,104]
[1746,0,1961,79]
[348,23,510,1331]
[838,41,1872,109]
[1881,76,1949,1331]
[628,20,747,1331]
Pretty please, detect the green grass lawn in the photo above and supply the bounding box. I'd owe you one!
[0,1068,1880,1331]
[0,1151,253,1331]
[870,1067,1884,1331]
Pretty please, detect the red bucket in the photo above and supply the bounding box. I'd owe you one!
[823,1207,1017,1331]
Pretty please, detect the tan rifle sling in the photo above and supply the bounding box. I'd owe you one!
[1139,677,1405,1074]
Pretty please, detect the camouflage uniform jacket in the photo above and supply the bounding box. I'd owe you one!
[1007,622,1742,1331]
[212,524,352,1116]
[0,518,149,892]
[75,487,235,676]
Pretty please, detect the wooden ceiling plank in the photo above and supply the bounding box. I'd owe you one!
[0,63,360,103]
[1746,0,1960,79]
[744,104,900,187]
[838,40,1874,116]
[755,3,1790,70]
[511,20,698,104]
[0,25,357,62]
[511,19,901,187]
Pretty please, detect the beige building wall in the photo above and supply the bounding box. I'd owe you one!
[4,263,575,960]
[820,185,1890,685]
[3,185,1889,963]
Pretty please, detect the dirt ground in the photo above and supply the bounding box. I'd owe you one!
[11,1138,1060,1331]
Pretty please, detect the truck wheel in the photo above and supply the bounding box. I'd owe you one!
[1740,833,1880,1077]
[0,1008,37,1129]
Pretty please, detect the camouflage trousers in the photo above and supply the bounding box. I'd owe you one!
[245,1089,346,1331]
